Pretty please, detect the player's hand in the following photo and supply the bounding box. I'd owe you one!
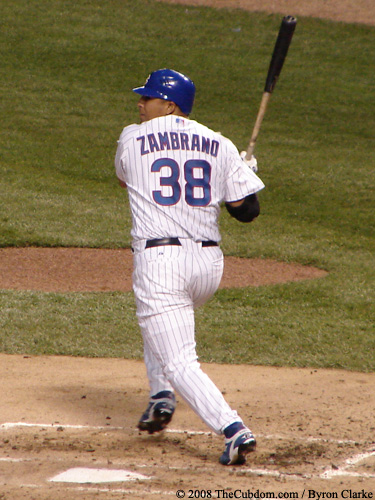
[240,151,258,173]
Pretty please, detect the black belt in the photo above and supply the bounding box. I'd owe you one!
[145,238,218,249]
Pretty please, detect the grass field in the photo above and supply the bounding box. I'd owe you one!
[1,0,374,371]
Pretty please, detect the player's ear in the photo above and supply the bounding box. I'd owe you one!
[165,101,178,115]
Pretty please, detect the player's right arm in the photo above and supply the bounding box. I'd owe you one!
[222,138,264,223]
[225,194,260,223]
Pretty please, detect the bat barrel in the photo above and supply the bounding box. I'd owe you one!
[264,16,297,93]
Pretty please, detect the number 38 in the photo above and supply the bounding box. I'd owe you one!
[151,158,211,207]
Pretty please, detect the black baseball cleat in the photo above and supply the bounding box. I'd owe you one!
[137,390,176,434]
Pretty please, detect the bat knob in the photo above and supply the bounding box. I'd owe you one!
[283,15,297,23]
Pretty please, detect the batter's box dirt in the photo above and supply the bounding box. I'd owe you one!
[1,355,375,498]
[0,425,374,498]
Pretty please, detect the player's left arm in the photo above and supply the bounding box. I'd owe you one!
[115,127,134,189]
[225,194,260,223]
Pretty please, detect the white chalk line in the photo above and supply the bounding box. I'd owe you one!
[1,421,374,483]
[320,449,375,479]
[0,422,122,431]
[0,422,359,445]
[0,457,33,462]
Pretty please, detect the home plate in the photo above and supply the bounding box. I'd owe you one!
[49,467,150,484]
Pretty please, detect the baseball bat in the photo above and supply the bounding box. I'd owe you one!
[246,15,297,159]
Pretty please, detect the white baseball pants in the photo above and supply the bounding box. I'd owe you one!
[132,239,243,434]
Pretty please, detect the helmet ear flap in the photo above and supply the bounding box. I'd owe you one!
[133,69,195,115]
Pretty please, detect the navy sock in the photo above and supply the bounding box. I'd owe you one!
[223,421,245,439]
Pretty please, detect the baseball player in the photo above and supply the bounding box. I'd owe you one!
[115,69,265,465]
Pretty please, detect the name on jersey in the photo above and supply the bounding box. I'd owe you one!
[137,132,220,157]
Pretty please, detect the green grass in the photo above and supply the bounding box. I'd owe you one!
[0,0,374,371]
[0,290,141,358]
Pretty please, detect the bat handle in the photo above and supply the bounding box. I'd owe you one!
[246,91,271,159]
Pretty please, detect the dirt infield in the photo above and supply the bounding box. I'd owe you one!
[1,355,375,499]
[157,0,375,26]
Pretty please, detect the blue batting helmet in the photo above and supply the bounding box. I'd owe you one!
[133,69,195,115]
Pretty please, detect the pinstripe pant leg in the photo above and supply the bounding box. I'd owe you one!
[133,244,243,434]
[143,340,174,397]
[139,306,242,434]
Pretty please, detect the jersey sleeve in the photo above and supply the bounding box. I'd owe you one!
[224,141,265,203]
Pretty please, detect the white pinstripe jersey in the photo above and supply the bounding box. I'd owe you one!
[115,115,265,242]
